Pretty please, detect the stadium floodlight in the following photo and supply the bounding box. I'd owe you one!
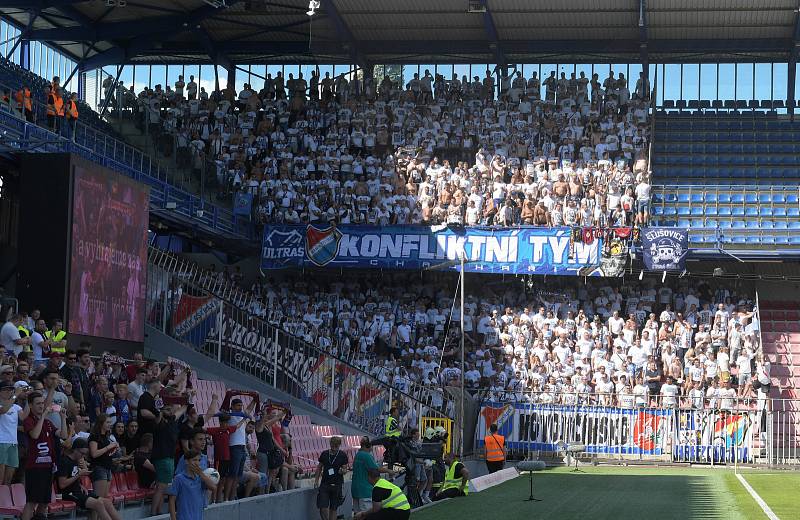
[307,0,320,16]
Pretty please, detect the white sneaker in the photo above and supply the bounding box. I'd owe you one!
[421,495,432,504]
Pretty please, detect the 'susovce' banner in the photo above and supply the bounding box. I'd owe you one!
[476,402,672,455]
[261,224,607,276]
[641,227,688,271]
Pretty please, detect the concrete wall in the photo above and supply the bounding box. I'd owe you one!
[123,482,353,520]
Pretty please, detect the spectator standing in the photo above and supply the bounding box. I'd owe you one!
[22,391,67,520]
[137,379,162,436]
[133,432,156,489]
[151,404,187,516]
[352,436,393,515]
[314,436,349,520]
[223,397,255,501]
[1,314,31,355]
[166,449,218,520]
[0,382,27,484]
[88,413,118,502]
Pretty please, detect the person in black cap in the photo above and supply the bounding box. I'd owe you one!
[57,437,123,520]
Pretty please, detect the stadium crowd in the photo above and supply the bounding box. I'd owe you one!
[129,68,653,227]
[197,265,769,412]
[0,309,300,520]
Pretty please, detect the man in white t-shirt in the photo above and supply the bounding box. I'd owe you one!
[659,376,679,407]
[717,380,737,411]
[0,382,24,484]
[0,315,30,356]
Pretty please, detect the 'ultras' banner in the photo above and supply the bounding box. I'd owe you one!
[674,410,755,463]
[476,402,672,455]
[261,224,606,275]
[641,227,688,271]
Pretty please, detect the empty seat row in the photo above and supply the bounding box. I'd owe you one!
[654,192,798,204]
[653,206,800,217]
[656,167,800,179]
[685,234,800,245]
[654,143,800,154]
[655,155,800,166]
[675,219,800,229]
[657,131,800,143]
[657,116,796,130]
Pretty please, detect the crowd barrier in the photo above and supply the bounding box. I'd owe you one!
[475,393,799,467]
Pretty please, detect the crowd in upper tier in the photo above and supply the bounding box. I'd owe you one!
[125,67,653,227]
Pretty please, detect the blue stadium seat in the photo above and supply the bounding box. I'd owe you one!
[719,220,732,229]
[745,207,758,217]
[760,235,775,245]
[774,207,787,217]
[705,219,718,228]
[705,192,717,204]
[732,220,745,229]
[731,235,747,244]
[652,193,665,203]
[775,235,790,245]
[731,194,745,204]
[789,207,800,217]
[774,220,788,229]
[718,193,732,204]
[718,207,732,216]
[787,194,800,204]
[663,207,678,216]
[760,207,773,217]
[773,193,786,204]
[678,220,691,228]
[652,206,664,216]
[790,236,800,245]
[690,206,704,216]
[678,206,691,216]
[789,221,800,229]
[690,193,703,203]
[678,193,690,203]
[745,193,758,204]
[746,220,760,228]
[732,207,745,216]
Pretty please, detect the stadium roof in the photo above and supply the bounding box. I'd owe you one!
[1,0,798,68]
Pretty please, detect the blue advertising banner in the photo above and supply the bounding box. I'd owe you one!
[641,227,688,271]
[261,224,606,275]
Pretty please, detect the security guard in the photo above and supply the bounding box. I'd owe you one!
[353,468,410,520]
[483,422,506,473]
[384,406,401,468]
[14,85,32,122]
[433,451,470,501]
[385,406,401,438]
[46,80,64,132]
[44,320,67,357]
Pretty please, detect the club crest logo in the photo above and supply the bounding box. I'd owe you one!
[305,225,343,266]
[648,238,683,264]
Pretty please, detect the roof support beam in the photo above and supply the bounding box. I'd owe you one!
[480,0,505,66]
[638,0,650,98]
[0,0,84,7]
[318,0,365,68]
[77,1,243,71]
[788,7,800,118]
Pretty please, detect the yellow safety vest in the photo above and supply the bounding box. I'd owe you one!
[16,325,29,338]
[44,330,67,354]
[373,478,410,510]
[441,460,469,495]
[385,416,400,438]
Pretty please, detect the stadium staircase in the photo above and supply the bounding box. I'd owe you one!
[650,113,800,248]
[757,301,800,463]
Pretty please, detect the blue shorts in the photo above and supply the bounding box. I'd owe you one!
[229,445,247,478]
[636,199,650,213]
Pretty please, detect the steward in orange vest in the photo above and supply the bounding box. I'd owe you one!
[483,422,506,474]
[47,84,64,132]
[15,86,32,122]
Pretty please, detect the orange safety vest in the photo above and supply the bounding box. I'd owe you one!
[47,89,64,117]
[484,433,505,462]
[15,88,31,111]
[66,99,78,120]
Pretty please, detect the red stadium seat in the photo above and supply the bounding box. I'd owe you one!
[0,485,22,515]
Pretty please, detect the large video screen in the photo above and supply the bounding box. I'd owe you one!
[68,164,149,342]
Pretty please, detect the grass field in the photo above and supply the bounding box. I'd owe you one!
[413,466,796,520]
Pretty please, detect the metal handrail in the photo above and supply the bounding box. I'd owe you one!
[0,97,251,240]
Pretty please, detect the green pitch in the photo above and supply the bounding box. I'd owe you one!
[413,466,796,520]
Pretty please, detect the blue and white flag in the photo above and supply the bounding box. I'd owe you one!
[642,228,688,271]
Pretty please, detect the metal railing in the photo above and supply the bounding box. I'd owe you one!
[475,392,799,467]
[0,98,252,241]
[146,256,453,434]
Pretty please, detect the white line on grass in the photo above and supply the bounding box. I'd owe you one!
[735,472,780,520]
